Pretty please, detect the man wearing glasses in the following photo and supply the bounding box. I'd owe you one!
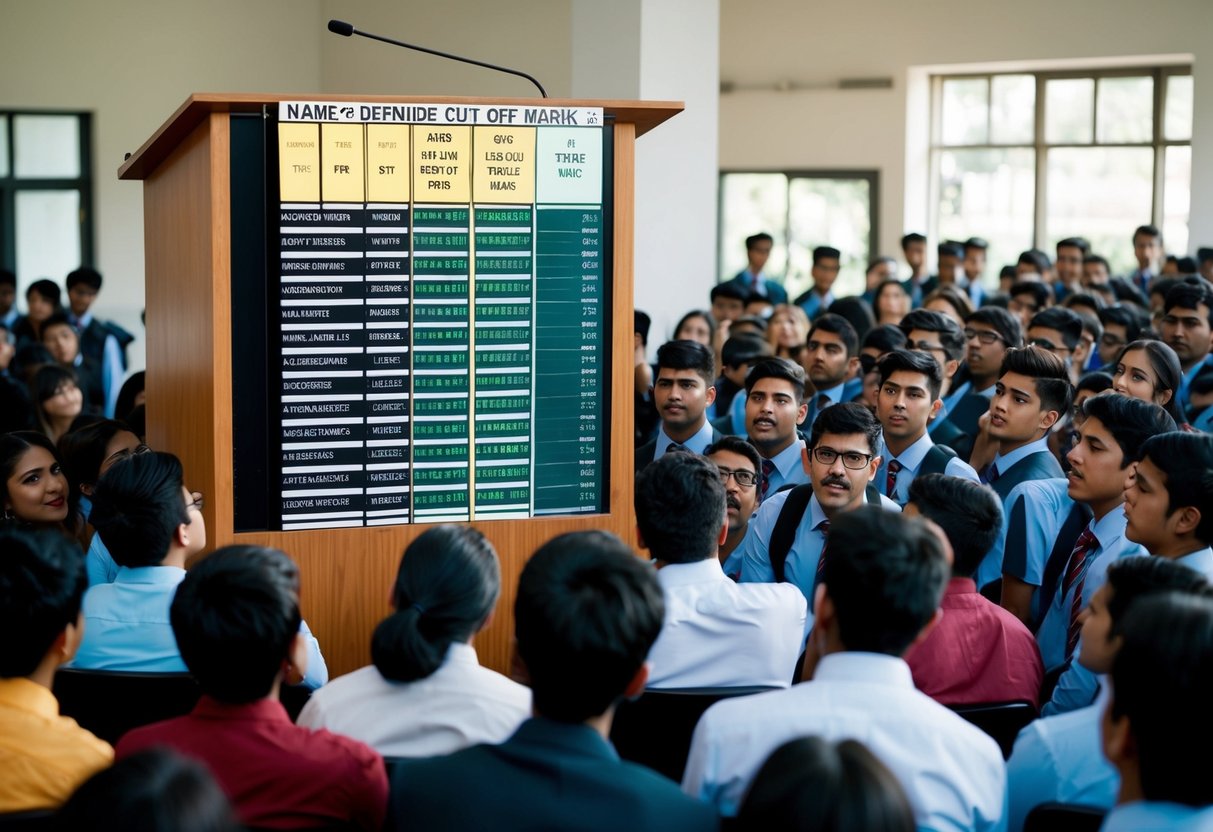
[706,436,763,570]
[937,307,1023,454]
[738,403,898,623]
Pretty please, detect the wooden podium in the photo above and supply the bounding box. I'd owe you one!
[119,93,681,678]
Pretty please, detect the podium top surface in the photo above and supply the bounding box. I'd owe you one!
[118,93,683,180]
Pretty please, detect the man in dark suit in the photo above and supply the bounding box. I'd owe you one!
[722,232,787,304]
[635,340,723,475]
[388,531,718,832]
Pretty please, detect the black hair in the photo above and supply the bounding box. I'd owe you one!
[41,310,76,337]
[1098,306,1143,344]
[1079,391,1176,469]
[1148,276,1181,303]
[1138,432,1213,544]
[1177,256,1198,275]
[736,737,915,832]
[1076,371,1114,396]
[746,232,773,251]
[867,256,898,273]
[124,404,147,442]
[922,285,975,323]
[1114,339,1185,424]
[967,306,1023,348]
[1010,281,1053,310]
[514,531,664,723]
[964,237,988,251]
[900,233,926,249]
[862,324,908,356]
[937,241,964,259]
[711,282,749,304]
[1017,249,1052,274]
[705,434,762,474]
[673,309,717,343]
[809,401,883,457]
[908,475,1003,578]
[1163,282,1213,327]
[721,334,772,369]
[170,545,303,703]
[1132,224,1162,242]
[808,313,859,358]
[57,418,137,518]
[57,747,238,832]
[1104,557,1211,644]
[899,309,965,362]
[90,451,191,568]
[821,508,949,655]
[66,266,103,292]
[813,246,841,263]
[655,338,716,386]
[1028,306,1084,351]
[633,310,651,346]
[26,278,61,306]
[0,431,70,530]
[744,356,807,403]
[826,296,876,344]
[1063,292,1106,313]
[0,269,14,289]
[371,525,500,683]
[635,452,726,564]
[1083,253,1111,271]
[0,528,86,678]
[873,279,910,306]
[998,346,1074,417]
[33,363,78,404]
[1110,592,1213,805]
[1056,237,1091,257]
[115,371,146,423]
[877,349,943,401]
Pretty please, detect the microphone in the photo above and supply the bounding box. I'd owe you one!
[326,19,548,98]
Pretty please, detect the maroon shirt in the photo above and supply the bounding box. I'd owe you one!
[905,578,1045,708]
[116,696,387,830]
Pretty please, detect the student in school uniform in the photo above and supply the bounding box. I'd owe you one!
[1123,431,1213,580]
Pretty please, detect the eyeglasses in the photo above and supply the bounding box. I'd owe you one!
[1028,337,1070,354]
[717,467,759,488]
[103,444,151,467]
[187,491,204,512]
[811,447,873,469]
[963,328,1005,345]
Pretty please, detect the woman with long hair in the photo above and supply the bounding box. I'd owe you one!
[296,525,530,756]
[872,279,911,327]
[33,365,85,443]
[673,309,717,347]
[0,430,75,536]
[58,418,145,565]
[1111,339,1188,427]
[766,304,810,360]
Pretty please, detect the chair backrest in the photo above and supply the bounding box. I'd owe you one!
[948,700,1038,759]
[1023,802,1107,832]
[52,668,202,746]
[0,810,54,831]
[609,686,775,782]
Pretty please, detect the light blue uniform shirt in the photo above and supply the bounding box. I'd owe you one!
[978,478,1071,618]
[1007,686,1117,832]
[652,419,716,459]
[803,380,846,427]
[973,438,1061,589]
[761,438,810,496]
[71,565,330,689]
[1175,546,1213,580]
[80,496,120,587]
[875,431,980,505]
[1101,801,1213,830]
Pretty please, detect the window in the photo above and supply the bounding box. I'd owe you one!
[931,67,1191,279]
[0,111,93,288]
[719,171,878,301]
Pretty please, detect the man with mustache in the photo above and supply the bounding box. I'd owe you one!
[634,340,722,475]
[706,436,762,570]
[1159,281,1213,418]
[738,403,898,622]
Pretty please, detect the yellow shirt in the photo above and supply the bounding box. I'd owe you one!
[0,677,113,811]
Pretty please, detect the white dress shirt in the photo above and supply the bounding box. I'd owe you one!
[682,652,1007,830]
[647,557,807,690]
[296,642,530,758]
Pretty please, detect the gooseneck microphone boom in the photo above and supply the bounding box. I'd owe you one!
[327,19,548,98]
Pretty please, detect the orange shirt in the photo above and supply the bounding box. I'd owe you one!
[0,677,113,811]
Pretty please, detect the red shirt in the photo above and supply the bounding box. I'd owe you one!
[905,578,1045,708]
[116,696,387,830]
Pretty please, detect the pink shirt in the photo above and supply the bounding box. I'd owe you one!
[906,578,1044,708]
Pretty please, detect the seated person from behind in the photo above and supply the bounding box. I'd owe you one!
[389,531,718,832]
[116,545,387,830]
[297,525,530,756]
[0,528,112,812]
[902,474,1044,708]
[636,453,806,689]
[72,451,327,687]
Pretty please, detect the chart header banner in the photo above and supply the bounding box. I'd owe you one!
[280,101,604,128]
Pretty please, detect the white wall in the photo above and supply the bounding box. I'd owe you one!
[719,0,1213,270]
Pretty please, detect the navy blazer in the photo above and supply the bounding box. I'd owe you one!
[389,718,719,832]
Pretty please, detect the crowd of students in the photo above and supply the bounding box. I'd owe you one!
[0,227,1211,831]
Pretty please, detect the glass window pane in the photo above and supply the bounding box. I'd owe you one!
[0,116,8,177]
[788,178,871,299]
[990,75,1035,144]
[1046,147,1153,276]
[936,148,1035,287]
[1045,78,1094,144]
[1165,75,1194,141]
[719,173,789,281]
[1163,145,1191,259]
[941,78,989,145]
[1096,76,1153,143]
[14,115,80,178]
[16,190,81,287]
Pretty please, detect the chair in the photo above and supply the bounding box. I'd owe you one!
[53,668,202,746]
[0,810,54,831]
[1023,802,1107,832]
[610,686,775,782]
[948,700,1037,759]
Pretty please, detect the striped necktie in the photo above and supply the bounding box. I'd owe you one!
[760,458,776,500]
[1063,528,1098,658]
[885,459,902,499]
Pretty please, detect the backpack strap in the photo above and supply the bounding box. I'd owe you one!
[768,484,815,583]
[865,482,881,506]
[919,443,958,478]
